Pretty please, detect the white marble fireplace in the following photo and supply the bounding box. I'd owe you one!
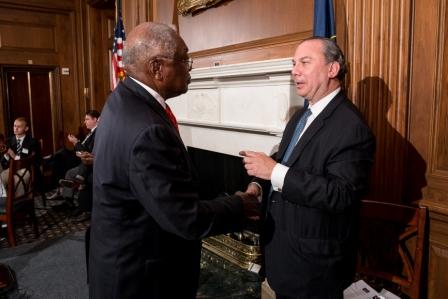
[167,58,304,157]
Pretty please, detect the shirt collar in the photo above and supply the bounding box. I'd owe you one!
[129,76,166,109]
[308,87,341,117]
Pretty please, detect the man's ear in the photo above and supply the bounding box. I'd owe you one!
[149,59,163,80]
[328,62,341,79]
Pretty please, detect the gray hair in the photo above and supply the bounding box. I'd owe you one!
[302,37,347,81]
[123,23,178,73]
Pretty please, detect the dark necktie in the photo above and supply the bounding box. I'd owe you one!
[16,139,22,156]
[165,104,179,132]
[281,108,312,163]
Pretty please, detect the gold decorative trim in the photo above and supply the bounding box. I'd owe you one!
[177,0,227,16]
[202,233,261,270]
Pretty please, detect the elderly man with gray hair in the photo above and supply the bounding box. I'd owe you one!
[89,22,258,299]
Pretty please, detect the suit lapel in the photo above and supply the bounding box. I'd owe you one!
[121,78,178,134]
[283,92,346,166]
[121,78,194,174]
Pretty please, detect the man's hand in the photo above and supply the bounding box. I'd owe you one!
[240,150,276,180]
[6,148,15,159]
[67,134,79,145]
[245,182,261,198]
[235,191,261,220]
[0,144,8,155]
[77,151,94,165]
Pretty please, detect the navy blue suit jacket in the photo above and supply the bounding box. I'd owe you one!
[89,78,245,299]
[258,91,375,298]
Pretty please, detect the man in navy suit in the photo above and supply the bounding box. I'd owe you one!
[89,22,258,299]
[1,117,40,187]
[241,37,375,298]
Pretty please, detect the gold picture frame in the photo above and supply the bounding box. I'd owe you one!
[177,0,228,16]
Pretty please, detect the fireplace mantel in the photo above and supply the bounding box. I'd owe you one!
[167,58,304,157]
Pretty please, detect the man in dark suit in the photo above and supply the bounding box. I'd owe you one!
[47,110,99,203]
[1,117,41,186]
[64,109,99,182]
[240,37,375,298]
[89,22,257,299]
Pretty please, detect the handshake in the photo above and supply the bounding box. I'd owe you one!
[234,183,262,220]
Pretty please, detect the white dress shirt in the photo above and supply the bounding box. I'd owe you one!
[271,87,341,192]
[129,76,166,109]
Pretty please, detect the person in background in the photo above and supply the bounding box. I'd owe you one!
[240,37,375,299]
[1,117,41,189]
[64,109,99,183]
[47,110,99,204]
[89,22,258,299]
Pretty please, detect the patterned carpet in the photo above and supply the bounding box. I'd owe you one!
[0,195,90,248]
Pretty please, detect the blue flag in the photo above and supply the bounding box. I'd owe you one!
[313,0,336,38]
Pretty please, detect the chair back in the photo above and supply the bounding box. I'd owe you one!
[357,200,427,299]
[5,154,36,213]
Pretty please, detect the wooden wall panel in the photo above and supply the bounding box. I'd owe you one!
[336,0,413,203]
[153,0,175,25]
[178,0,313,68]
[0,0,75,11]
[178,0,312,53]
[120,0,313,69]
[53,11,81,140]
[122,0,153,32]
[0,23,55,51]
[85,5,115,111]
[434,0,448,175]
[0,0,115,145]
[410,0,448,204]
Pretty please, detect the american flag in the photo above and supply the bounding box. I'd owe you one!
[111,12,126,89]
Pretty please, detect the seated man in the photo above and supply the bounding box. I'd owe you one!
[49,110,99,207]
[0,117,41,196]
[70,151,93,222]
[65,109,99,181]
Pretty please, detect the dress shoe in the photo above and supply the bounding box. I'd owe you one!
[71,212,91,223]
[70,207,83,217]
[45,189,61,200]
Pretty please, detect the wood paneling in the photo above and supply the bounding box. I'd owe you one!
[84,5,115,111]
[0,0,75,11]
[122,0,153,32]
[180,0,313,67]
[0,23,55,52]
[435,0,448,174]
[153,0,175,25]
[409,0,448,203]
[336,0,412,203]
[120,0,313,69]
[179,0,312,53]
[410,0,448,296]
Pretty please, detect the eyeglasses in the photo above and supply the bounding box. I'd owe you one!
[156,56,193,70]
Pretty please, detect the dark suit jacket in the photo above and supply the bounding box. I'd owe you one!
[1,134,41,169]
[89,78,245,299]
[74,129,96,153]
[258,91,375,298]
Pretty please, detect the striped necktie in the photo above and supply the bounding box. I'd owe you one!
[165,104,179,132]
[16,138,23,156]
[281,108,312,163]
